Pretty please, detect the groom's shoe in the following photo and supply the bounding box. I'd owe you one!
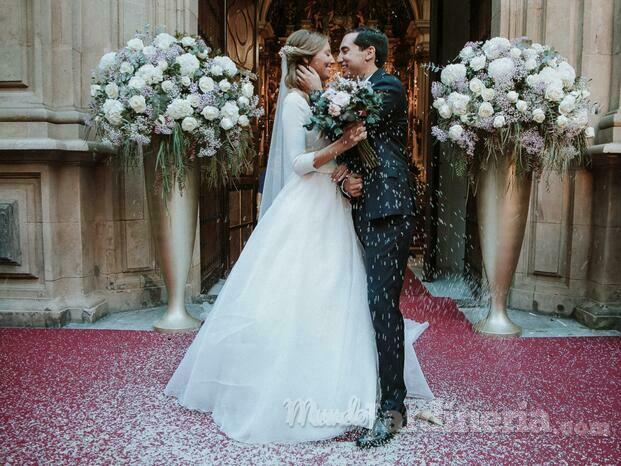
[355,407,407,449]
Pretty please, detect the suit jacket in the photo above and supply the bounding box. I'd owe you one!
[338,68,416,223]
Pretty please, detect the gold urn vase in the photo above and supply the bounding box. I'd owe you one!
[143,142,201,333]
[474,154,532,337]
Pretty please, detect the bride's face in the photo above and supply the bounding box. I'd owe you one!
[308,41,335,81]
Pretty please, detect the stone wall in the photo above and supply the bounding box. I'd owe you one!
[493,0,621,329]
[0,0,201,326]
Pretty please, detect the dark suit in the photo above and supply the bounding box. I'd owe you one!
[338,68,416,413]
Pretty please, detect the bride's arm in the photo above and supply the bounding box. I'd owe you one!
[283,94,366,176]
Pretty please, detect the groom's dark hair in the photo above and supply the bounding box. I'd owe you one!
[352,27,389,68]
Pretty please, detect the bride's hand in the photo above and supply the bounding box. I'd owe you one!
[331,164,350,183]
[340,122,367,151]
[296,65,322,93]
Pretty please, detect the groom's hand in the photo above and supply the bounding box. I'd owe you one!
[296,65,322,93]
[343,174,363,198]
[331,164,349,183]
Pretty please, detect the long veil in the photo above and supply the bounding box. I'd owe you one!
[258,51,291,221]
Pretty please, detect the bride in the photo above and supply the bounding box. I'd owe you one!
[165,29,433,444]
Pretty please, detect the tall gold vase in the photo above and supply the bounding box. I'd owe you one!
[474,154,532,337]
[143,143,201,333]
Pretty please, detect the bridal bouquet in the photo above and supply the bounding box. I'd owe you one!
[430,37,594,179]
[88,30,263,193]
[305,75,383,170]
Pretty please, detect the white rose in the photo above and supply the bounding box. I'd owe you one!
[105,83,119,99]
[493,115,506,128]
[532,108,545,123]
[98,52,117,71]
[199,76,215,93]
[432,98,446,110]
[154,33,177,50]
[481,88,496,102]
[538,67,563,87]
[237,96,250,107]
[166,98,193,120]
[137,64,164,84]
[331,91,351,107]
[220,117,234,130]
[127,38,144,51]
[482,37,511,59]
[213,56,238,77]
[181,116,199,132]
[128,95,146,113]
[176,53,201,76]
[90,84,101,97]
[328,103,342,117]
[459,46,475,60]
[181,76,192,87]
[187,94,201,108]
[128,76,146,90]
[510,47,522,58]
[119,61,134,74]
[210,64,223,76]
[440,63,467,86]
[447,92,470,116]
[522,48,537,61]
[241,82,254,98]
[161,80,174,93]
[102,99,124,126]
[556,114,569,128]
[142,46,157,59]
[557,61,576,88]
[526,74,539,87]
[516,100,528,112]
[218,79,232,92]
[469,78,485,95]
[488,57,515,81]
[545,84,564,102]
[201,106,219,121]
[181,36,196,47]
[469,55,486,72]
[478,101,494,118]
[438,104,452,119]
[531,43,544,54]
[524,59,538,71]
[506,91,519,103]
[585,126,595,138]
[238,115,250,127]
[157,60,168,71]
[221,101,239,121]
[559,95,576,114]
[448,124,464,141]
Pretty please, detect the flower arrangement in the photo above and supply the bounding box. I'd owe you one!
[430,37,594,179]
[305,75,383,170]
[88,30,264,194]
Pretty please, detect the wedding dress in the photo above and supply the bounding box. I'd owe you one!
[164,88,433,444]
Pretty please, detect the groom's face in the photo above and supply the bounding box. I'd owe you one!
[338,33,373,78]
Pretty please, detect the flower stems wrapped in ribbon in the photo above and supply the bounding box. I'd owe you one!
[305,75,383,170]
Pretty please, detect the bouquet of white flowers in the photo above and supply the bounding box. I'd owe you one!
[430,37,594,179]
[88,30,264,194]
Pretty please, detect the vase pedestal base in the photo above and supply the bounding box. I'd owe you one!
[473,308,522,337]
[153,305,202,333]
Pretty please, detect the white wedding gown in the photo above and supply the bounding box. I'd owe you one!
[165,89,433,444]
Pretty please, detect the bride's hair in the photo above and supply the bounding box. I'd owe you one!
[281,29,328,89]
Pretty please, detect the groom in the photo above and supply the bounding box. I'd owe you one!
[298,27,416,448]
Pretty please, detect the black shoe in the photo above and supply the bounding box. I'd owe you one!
[355,408,407,449]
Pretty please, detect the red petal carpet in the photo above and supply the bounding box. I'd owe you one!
[1,271,620,465]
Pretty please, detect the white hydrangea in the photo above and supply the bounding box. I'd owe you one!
[559,95,576,114]
[212,56,238,77]
[201,106,219,121]
[448,124,464,141]
[105,82,119,99]
[545,84,564,102]
[142,46,157,59]
[181,116,199,132]
[127,38,144,51]
[481,88,496,102]
[440,64,467,86]
[531,43,545,54]
[510,47,522,58]
[482,37,511,59]
[166,98,193,120]
[210,64,223,77]
[154,33,177,50]
[238,115,250,127]
[432,98,446,110]
[128,95,146,113]
[237,96,250,107]
[176,53,200,76]
[102,99,124,126]
[157,60,168,71]
[556,61,576,88]
[493,115,506,128]
[532,108,546,123]
[221,101,240,123]
[538,67,563,88]
[488,57,515,81]
[478,101,494,118]
[447,92,470,116]
[98,52,117,71]
[241,82,254,98]
[524,59,538,71]
[220,117,234,130]
[573,109,589,127]
[136,64,163,84]
[199,76,215,93]
[181,36,196,47]
[469,78,485,95]
[469,55,486,72]
[459,46,475,60]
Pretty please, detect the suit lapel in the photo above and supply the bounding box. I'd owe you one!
[368,68,386,87]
